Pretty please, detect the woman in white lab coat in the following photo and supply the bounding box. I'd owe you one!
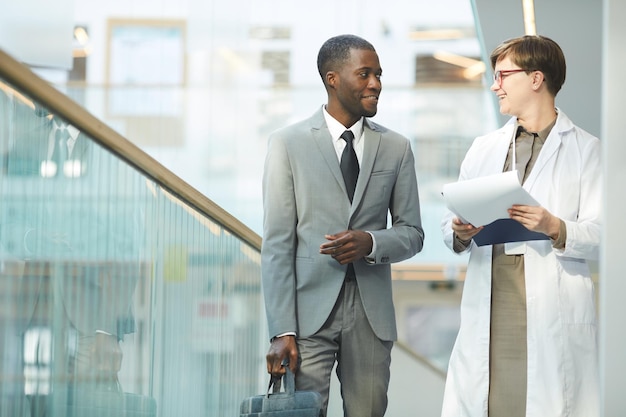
[441,35,601,417]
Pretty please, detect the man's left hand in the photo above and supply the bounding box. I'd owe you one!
[320,230,373,264]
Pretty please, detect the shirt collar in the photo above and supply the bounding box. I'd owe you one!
[322,105,364,143]
[515,109,559,143]
[536,118,556,142]
[66,125,80,141]
[54,120,80,141]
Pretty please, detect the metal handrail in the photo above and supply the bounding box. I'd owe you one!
[0,48,261,251]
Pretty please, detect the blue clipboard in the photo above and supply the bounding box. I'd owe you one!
[473,218,549,246]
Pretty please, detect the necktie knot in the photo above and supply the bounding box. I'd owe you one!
[341,130,355,144]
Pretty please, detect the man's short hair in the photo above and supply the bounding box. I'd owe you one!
[317,34,376,84]
[490,35,566,96]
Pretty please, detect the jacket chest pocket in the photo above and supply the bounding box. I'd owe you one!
[363,170,394,212]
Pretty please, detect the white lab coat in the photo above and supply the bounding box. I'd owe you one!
[441,110,601,417]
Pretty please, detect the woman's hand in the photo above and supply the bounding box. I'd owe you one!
[451,217,483,242]
[508,204,561,239]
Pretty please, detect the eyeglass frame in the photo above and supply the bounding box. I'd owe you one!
[493,69,527,86]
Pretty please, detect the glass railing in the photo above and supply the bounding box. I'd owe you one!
[0,48,263,417]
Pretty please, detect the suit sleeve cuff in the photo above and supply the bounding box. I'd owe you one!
[271,332,296,342]
[364,231,376,263]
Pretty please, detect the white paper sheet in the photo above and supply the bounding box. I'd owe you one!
[442,170,541,227]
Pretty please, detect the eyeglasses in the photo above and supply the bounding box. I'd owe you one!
[493,69,527,86]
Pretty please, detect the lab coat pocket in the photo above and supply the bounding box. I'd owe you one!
[558,259,596,325]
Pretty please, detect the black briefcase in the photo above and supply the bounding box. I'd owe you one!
[240,368,323,417]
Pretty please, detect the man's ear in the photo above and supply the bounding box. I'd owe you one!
[326,71,337,89]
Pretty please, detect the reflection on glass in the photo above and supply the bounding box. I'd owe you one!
[0,80,263,416]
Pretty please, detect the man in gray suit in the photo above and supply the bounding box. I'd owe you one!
[262,34,424,416]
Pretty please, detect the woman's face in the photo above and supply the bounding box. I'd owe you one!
[490,56,533,117]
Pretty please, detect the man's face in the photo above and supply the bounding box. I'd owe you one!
[332,48,382,124]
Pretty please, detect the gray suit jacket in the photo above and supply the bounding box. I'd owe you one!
[261,108,424,341]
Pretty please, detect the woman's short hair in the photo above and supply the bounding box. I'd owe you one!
[490,35,566,96]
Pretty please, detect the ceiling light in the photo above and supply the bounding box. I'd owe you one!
[433,50,481,68]
[408,29,468,41]
[522,0,537,35]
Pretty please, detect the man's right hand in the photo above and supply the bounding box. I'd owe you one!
[266,335,298,376]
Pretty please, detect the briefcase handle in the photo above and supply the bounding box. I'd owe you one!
[266,365,296,397]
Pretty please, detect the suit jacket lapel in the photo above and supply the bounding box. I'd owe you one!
[310,110,348,198]
[351,122,380,213]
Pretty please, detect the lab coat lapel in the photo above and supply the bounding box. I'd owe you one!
[522,131,561,193]
[522,112,567,193]
[492,122,517,175]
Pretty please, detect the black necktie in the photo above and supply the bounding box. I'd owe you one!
[340,130,359,202]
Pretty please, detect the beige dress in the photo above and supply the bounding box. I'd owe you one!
[488,122,555,417]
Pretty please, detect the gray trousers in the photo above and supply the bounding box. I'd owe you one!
[295,279,393,417]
